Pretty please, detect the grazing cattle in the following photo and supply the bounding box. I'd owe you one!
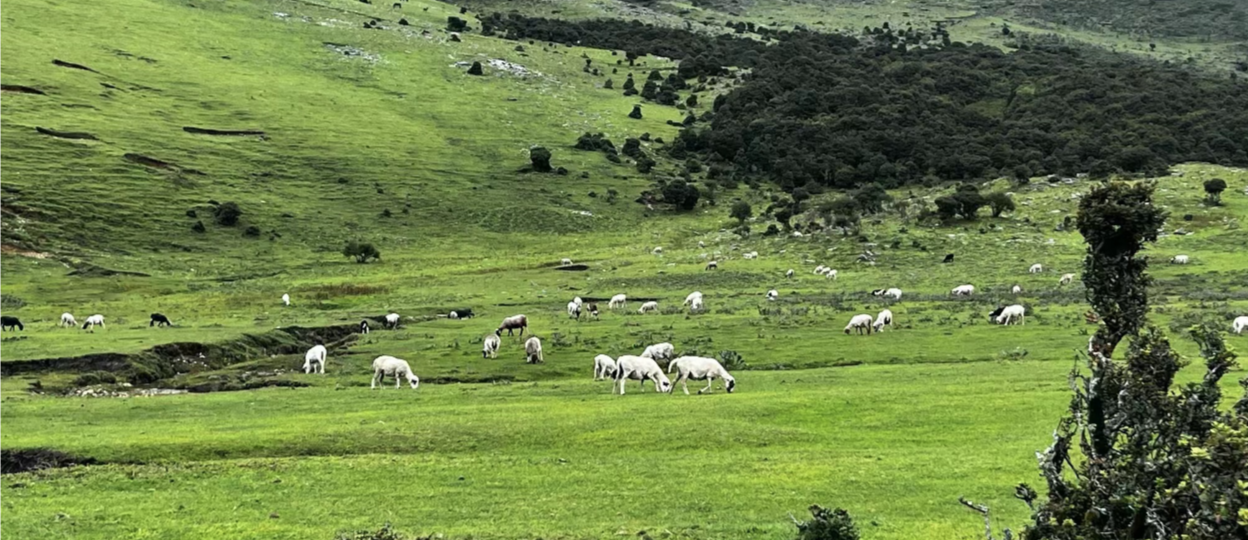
[588,303,600,319]
[873,309,893,332]
[995,304,1026,325]
[943,253,955,263]
[82,314,105,331]
[609,294,627,310]
[282,293,290,306]
[360,320,371,334]
[613,355,671,395]
[385,312,401,329]
[149,313,172,327]
[844,314,873,335]
[60,313,77,327]
[1059,273,1076,285]
[1233,316,1248,335]
[593,354,617,380]
[371,355,419,389]
[1012,285,1023,294]
[705,260,718,270]
[668,356,735,395]
[567,301,582,320]
[1029,263,1043,273]
[641,342,675,362]
[1,316,24,331]
[524,336,544,363]
[766,289,778,301]
[496,314,528,336]
[951,285,975,296]
[1170,255,1189,264]
[482,334,500,358]
[303,344,327,374]
[638,301,659,314]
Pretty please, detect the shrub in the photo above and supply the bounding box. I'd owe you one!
[342,241,381,264]
[446,16,468,32]
[244,226,261,237]
[985,191,1015,217]
[467,61,483,75]
[1204,177,1227,205]
[661,180,699,210]
[603,78,614,89]
[793,505,860,540]
[621,138,643,158]
[191,220,206,233]
[529,146,552,172]
[213,202,242,226]
[335,523,411,540]
[636,155,656,174]
[718,350,746,370]
[628,105,643,119]
[72,371,117,386]
[730,200,752,223]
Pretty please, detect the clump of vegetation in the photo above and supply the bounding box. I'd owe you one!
[934,185,987,221]
[1203,177,1227,206]
[985,192,1015,217]
[792,505,860,540]
[334,523,411,540]
[660,180,700,210]
[718,350,746,371]
[213,202,242,226]
[529,146,552,172]
[72,371,117,386]
[467,61,483,76]
[446,16,468,33]
[730,200,752,224]
[342,241,381,264]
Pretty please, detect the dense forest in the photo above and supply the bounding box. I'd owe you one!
[672,34,1248,189]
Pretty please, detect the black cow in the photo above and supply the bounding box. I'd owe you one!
[1,316,24,331]
[150,313,172,327]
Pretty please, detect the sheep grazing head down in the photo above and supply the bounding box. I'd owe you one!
[406,374,420,390]
[724,378,736,393]
[658,378,673,393]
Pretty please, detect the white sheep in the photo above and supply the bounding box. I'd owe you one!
[567,301,582,319]
[281,293,290,306]
[1059,273,1075,285]
[524,336,544,363]
[844,314,873,335]
[825,268,838,280]
[683,291,703,306]
[653,247,663,255]
[638,301,659,314]
[1012,285,1023,294]
[1232,316,1247,335]
[814,265,826,274]
[668,356,736,394]
[482,334,500,358]
[698,241,705,248]
[82,314,105,331]
[690,298,704,312]
[496,314,528,336]
[766,289,778,301]
[742,251,757,260]
[785,269,795,279]
[641,342,675,362]
[873,309,893,332]
[1029,263,1043,273]
[303,344,327,374]
[614,355,671,395]
[384,312,401,329]
[995,304,1026,325]
[593,354,617,380]
[705,260,718,270]
[1170,255,1189,264]
[371,355,419,389]
[951,284,975,296]
[573,296,583,306]
[561,258,573,265]
[60,312,77,327]
[609,294,627,309]
[449,311,459,320]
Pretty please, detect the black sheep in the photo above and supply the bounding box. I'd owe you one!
[1,316,24,331]
[943,253,955,263]
[450,308,475,319]
[150,313,172,327]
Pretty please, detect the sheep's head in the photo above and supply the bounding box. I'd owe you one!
[724,378,736,393]
[407,374,420,389]
[658,376,673,393]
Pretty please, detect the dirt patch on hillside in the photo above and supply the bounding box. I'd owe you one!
[123,153,206,175]
[182,126,266,137]
[1,448,99,475]
[1,84,47,95]
[35,127,99,141]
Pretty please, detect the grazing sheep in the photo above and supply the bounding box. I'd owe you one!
[825,268,838,280]
[449,311,459,320]
[705,260,718,270]
[573,297,583,306]
[814,265,826,274]
[613,355,672,395]
[641,342,675,362]
[652,247,663,255]
[951,284,975,296]
[683,291,703,306]
[690,297,704,312]
[668,356,736,394]
[609,294,627,310]
[593,354,617,380]
[360,320,371,334]
[844,314,873,335]
[638,301,659,314]
[742,251,757,260]
[561,258,573,265]
[149,313,172,327]
[59,313,77,327]
[995,304,1026,325]
[82,314,105,331]
[385,312,401,329]
[698,241,705,248]
[303,344,327,374]
[1059,273,1076,285]
[482,334,500,358]
[449,309,474,319]
[943,253,955,263]
[872,288,902,300]
[873,309,893,332]
[524,336,544,364]
[1,316,24,331]
[588,303,600,319]
[1233,316,1248,335]
[371,355,419,389]
[1170,255,1189,264]
[567,301,582,319]
[785,269,795,279]
[1012,285,1023,294]
[281,293,290,306]
[496,314,528,336]
[871,289,886,296]
[766,289,778,301]
[1029,263,1043,273]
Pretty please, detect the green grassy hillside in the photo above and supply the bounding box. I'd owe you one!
[2,0,1247,539]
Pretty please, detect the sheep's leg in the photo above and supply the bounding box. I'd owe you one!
[700,377,714,395]
[371,371,380,389]
[303,361,311,374]
[617,377,625,395]
[395,374,401,389]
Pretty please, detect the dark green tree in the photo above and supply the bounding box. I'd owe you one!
[794,505,860,540]
[730,200,752,224]
[985,191,1015,217]
[467,61,483,75]
[661,180,699,210]
[213,202,242,226]
[529,147,552,172]
[343,241,381,264]
[851,184,891,214]
[1203,178,1227,205]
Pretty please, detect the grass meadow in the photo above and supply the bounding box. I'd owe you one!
[2,0,1247,538]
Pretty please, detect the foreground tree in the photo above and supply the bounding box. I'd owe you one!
[986,181,1248,540]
